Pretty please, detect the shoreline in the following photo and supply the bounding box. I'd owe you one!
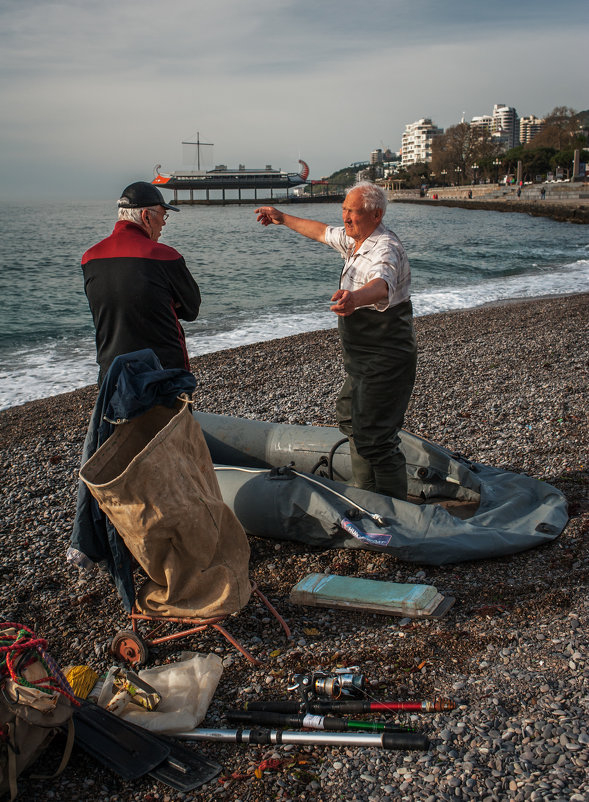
[1,293,588,801]
[1,290,587,416]
[390,196,589,224]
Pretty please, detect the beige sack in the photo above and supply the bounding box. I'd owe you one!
[80,401,251,618]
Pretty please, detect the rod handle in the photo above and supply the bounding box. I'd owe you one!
[382,732,429,751]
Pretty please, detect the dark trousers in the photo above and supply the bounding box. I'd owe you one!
[336,301,417,499]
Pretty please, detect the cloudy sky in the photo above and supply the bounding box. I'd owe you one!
[1,0,587,200]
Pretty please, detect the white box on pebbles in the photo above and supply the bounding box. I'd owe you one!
[289,573,455,618]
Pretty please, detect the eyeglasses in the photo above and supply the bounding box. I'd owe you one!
[149,209,169,221]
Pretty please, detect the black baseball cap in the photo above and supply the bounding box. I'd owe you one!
[118,181,179,211]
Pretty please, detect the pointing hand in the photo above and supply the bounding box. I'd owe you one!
[255,206,284,226]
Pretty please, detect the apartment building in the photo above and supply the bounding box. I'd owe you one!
[492,104,519,149]
[401,118,443,166]
[519,115,545,144]
[470,115,493,135]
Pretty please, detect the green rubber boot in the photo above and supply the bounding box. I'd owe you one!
[373,463,408,501]
[348,438,376,492]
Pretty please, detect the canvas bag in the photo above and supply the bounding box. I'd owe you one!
[0,628,75,801]
[79,400,251,618]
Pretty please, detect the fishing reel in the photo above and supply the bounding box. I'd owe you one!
[288,669,366,710]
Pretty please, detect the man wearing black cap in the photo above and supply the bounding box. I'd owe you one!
[82,181,201,385]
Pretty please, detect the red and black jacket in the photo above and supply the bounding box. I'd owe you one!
[82,221,201,383]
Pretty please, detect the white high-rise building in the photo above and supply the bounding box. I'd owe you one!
[519,115,545,144]
[492,104,519,149]
[401,119,443,166]
[470,115,493,136]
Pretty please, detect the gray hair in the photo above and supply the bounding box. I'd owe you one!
[345,181,387,213]
[117,206,148,224]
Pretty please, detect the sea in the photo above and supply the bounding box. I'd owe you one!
[1,199,588,411]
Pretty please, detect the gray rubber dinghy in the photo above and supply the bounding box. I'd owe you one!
[194,411,568,565]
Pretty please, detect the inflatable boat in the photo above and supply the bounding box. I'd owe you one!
[194,411,568,566]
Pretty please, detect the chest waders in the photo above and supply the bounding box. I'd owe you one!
[336,300,417,500]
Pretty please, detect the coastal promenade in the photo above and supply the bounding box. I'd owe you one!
[388,183,589,224]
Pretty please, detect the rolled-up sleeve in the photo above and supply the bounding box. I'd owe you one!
[365,244,401,311]
[323,225,350,256]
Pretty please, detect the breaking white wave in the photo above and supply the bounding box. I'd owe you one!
[2,258,587,411]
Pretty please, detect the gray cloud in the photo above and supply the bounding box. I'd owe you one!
[0,0,586,199]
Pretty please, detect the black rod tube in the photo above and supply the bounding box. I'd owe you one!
[227,710,405,733]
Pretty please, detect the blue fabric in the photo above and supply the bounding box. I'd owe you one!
[70,349,197,611]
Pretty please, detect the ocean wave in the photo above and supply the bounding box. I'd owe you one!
[2,267,587,411]
[1,198,587,414]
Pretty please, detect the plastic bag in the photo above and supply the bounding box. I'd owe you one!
[113,652,223,734]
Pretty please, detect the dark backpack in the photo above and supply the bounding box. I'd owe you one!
[0,625,76,801]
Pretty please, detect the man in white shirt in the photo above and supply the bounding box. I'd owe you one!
[255,182,417,500]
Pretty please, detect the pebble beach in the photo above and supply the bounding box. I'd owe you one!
[1,293,588,801]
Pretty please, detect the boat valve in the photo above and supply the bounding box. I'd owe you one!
[268,464,297,480]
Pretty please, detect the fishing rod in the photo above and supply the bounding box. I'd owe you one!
[177,727,430,751]
[226,710,411,733]
[244,698,455,715]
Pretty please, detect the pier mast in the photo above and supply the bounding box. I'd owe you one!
[181,132,214,171]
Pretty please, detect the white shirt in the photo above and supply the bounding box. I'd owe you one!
[323,223,411,312]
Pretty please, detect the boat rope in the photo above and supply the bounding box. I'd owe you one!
[213,466,387,527]
[289,469,387,527]
[0,623,79,706]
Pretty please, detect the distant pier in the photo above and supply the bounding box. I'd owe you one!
[168,182,344,205]
[174,191,344,206]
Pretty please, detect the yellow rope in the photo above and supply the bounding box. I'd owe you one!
[64,665,99,700]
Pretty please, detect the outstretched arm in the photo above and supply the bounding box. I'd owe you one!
[255,206,328,243]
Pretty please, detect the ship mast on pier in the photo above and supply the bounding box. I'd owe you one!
[181,132,214,171]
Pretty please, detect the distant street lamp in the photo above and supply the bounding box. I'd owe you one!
[471,163,479,185]
[455,166,462,186]
[493,158,501,184]
[441,169,447,186]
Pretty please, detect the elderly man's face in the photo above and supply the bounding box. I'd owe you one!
[142,205,167,241]
[342,189,383,244]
